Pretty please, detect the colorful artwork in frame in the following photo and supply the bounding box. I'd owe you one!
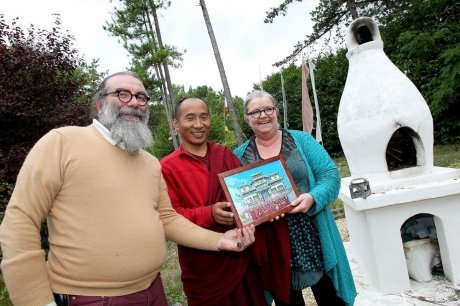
[218,155,299,228]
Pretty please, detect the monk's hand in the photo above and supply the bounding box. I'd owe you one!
[287,193,314,214]
[217,225,255,251]
[212,202,235,225]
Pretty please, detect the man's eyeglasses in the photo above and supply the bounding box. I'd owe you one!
[102,90,150,106]
[246,107,276,118]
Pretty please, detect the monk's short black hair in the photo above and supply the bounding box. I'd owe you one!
[174,97,209,119]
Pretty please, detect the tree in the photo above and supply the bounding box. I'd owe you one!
[265,0,412,66]
[105,0,181,148]
[260,51,348,156]
[149,84,244,159]
[198,0,245,145]
[261,0,459,148]
[259,65,302,131]
[0,15,96,184]
[146,0,179,147]
[380,0,460,144]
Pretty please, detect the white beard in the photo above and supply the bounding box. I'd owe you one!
[98,102,153,153]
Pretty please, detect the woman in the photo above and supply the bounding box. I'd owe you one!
[234,90,356,306]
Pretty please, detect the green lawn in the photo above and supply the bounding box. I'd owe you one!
[0,274,12,306]
[1,143,459,306]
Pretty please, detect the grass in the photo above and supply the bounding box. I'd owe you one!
[163,242,187,305]
[1,143,459,305]
[433,143,460,168]
[0,274,13,306]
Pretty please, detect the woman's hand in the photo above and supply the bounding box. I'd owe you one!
[212,202,235,225]
[217,225,256,251]
[287,193,315,214]
[269,193,315,221]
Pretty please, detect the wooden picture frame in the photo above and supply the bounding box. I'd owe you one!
[218,155,299,228]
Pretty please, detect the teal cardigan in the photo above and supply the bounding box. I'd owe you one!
[234,129,356,306]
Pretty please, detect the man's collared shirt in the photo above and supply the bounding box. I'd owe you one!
[93,119,117,145]
[92,119,130,151]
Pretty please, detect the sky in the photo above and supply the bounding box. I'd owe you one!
[2,0,318,98]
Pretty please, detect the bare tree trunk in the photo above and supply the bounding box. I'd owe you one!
[345,0,359,19]
[142,9,178,148]
[149,1,176,112]
[199,0,245,145]
[154,64,178,147]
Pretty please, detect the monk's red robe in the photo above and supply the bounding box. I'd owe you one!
[161,142,265,306]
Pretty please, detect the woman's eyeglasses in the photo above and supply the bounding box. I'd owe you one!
[246,107,276,118]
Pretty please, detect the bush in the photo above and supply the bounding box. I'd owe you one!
[0,15,92,184]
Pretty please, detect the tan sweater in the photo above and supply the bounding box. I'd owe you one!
[0,125,221,306]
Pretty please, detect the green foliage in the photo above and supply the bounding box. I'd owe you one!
[234,95,251,144]
[266,0,412,66]
[0,182,14,214]
[0,182,14,259]
[0,275,13,306]
[261,51,348,156]
[149,107,175,159]
[150,85,245,159]
[162,242,186,305]
[433,143,460,169]
[73,60,107,102]
[263,0,459,147]
[0,15,96,183]
[186,86,246,149]
[105,0,183,102]
[308,50,348,155]
[262,64,303,131]
[380,0,460,144]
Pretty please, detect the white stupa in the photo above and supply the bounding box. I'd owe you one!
[337,17,460,293]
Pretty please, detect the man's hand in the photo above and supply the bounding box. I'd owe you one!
[217,224,255,251]
[212,202,235,225]
[287,193,315,214]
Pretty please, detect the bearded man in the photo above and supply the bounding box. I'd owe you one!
[0,71,256,306]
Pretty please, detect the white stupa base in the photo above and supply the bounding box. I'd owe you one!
[340,167,460,294]
[345,242,460,305]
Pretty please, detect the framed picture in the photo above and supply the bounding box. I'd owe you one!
[218,155,299,228]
